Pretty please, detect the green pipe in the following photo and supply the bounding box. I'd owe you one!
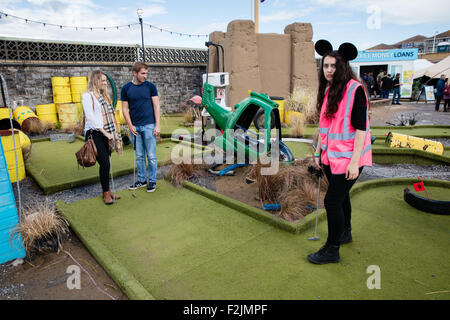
[105,73,118,109]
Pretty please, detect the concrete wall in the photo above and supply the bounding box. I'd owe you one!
[0,63,205,113]
[208,20,318,107]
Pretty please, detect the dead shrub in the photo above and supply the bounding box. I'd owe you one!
[12,199,69,255]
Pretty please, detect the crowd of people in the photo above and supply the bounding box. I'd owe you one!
[361,70,402,105]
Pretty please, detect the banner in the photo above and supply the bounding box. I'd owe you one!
[403,71,414,84]
[424,86,435,101]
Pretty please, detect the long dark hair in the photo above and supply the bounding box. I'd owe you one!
[316,51,358,119]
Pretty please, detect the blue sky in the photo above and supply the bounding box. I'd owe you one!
[0,0,448,51]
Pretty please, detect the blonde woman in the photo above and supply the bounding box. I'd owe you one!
[82,70,122,204]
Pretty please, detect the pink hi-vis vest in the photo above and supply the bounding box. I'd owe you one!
[319,79,372,174]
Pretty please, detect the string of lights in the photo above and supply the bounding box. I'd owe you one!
[0,10,208,37]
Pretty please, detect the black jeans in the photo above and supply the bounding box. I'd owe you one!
[444,99,449,112]
[85,130,111,192]
[322,165,363,246]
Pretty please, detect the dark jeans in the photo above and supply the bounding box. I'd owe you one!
[392,88,400,104]
[85,129,111,192]
[444,99,450,112]
[322,165,363,246]
[435,95,443,111]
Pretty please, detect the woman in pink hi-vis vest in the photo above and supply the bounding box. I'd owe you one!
[307,40,372,265]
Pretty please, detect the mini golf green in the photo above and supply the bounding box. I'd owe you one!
[56,178,450,300]
[283,141,313,159]
[25,138,206,194]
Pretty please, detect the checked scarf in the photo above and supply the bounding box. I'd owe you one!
[97,94,123,155]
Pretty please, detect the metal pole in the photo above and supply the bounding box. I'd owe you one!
[139,17,145,62]
[254,0,259,33]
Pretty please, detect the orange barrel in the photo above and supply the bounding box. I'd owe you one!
[52,77,72,104]
[0,130,25,183]
[70,77,87,103]
[56,103,79,129]
[36,103,58,127]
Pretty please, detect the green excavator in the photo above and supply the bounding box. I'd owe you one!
[200,41,294,170]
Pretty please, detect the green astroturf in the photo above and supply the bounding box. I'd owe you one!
[56,179,450,300]
[25,139,203,194]
[283,141,313,159]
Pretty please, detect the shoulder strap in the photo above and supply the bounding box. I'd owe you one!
[90,93,95,111]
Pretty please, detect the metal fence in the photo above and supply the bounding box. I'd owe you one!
[0,38,208,64]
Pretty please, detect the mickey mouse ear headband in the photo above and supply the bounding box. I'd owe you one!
[314,39,358,61]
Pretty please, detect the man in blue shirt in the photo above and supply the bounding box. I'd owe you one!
[121,62,161,192]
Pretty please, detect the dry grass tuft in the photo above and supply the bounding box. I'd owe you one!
[253,157,328,221]
[183,110,195,126]
[290,114,305,137]
[12,199,69,255]
[61,122,84,136]
[165,162,208,187]
[286,87,318,124]
[21,145,32,162]
[21,117,45,134]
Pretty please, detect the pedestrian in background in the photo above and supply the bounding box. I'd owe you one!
[443,78,449,112]
[392,73,402,105]
[435,74,446,111]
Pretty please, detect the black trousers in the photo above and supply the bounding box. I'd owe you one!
[444,99,449,112]
[85,130,111,192]
[322,165,363,246]
[435,95,442,111]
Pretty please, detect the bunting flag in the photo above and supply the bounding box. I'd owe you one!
[0,10,208,38]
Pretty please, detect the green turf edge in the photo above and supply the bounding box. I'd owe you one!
[372,148,450,165]
[54,201,155,300]
[26,159,173,195]
[350,177,450,196]
[182,180,327,235]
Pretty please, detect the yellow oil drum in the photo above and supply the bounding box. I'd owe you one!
[57,103,79,129]
[70,77,87,103]
[115,100,126,125]
[75,103,84,121]
[0,130,26,183]
[36,103,58,127]
[270,97,285,123]
[386,132,444,155]
[13,106,38,126]
[114,109,121,132]
[52,77,72,104]
[285,111,303,126]
[0,108,12,120]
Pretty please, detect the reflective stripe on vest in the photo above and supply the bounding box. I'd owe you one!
[327,144,372,159]
[326,81,360,141]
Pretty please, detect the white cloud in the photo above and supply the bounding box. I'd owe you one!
[311,0,449,25]
[261,7,316,23]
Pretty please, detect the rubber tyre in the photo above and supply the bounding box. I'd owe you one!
[404,187,450,215]
[253,109,275,130]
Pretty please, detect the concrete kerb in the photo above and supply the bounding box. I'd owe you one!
[55,201,155,300]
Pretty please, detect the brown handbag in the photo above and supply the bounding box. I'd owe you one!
[75,94,98,167]
[76,134,98,167]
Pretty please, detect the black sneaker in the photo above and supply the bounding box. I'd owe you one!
[307,242,340,264]
[128,181,147,190]
[147,182,156,193]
